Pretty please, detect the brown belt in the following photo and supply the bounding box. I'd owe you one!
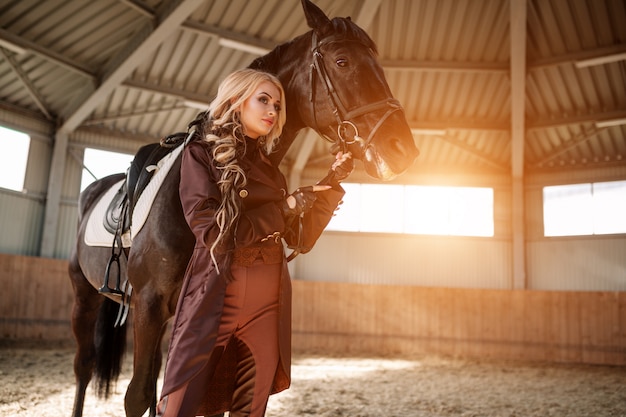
[232,241,284,266]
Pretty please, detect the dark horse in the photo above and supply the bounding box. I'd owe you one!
[68,1,418,416]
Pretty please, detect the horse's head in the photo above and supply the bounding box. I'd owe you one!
[299,0,419,180]
[250,0,419,180]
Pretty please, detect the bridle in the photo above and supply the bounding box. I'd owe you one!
[309,31,404,153]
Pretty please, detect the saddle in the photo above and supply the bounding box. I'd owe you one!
[102,112,206,236]
[99,112,206,325]
[102,132,187,235]
[98,132,187,311]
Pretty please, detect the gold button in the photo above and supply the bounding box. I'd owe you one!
[239,189,249,198]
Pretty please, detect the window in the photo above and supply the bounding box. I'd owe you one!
[81,148,134,191]
[327,183,494,237]
[0,126,30,191]
[543,180,626,236]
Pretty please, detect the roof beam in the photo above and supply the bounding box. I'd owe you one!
[533,127,603,167]
[531,43,626,70]
[382,43,626,74]
[119,0,155,17]
[116,1,279,54]
[0,27,94,78]
[123,78,214,105]
[436,134,508,171]
[58,0,205,134]
[82,104,185,125]
[0,48,53,120]
[575,51,626,68]
[528,110,626,130]
[181,20,276,53]
[407,109,626,133]
[409,120,509,132]
[381,59,509,73]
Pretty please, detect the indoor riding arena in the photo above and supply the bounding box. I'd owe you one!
[1,1,625,417]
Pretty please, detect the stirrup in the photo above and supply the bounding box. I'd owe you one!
[99,252,124,297]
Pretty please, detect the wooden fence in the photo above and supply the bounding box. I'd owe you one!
[292,282,626,365]
[1,254,625,365]
[0,253,75,341]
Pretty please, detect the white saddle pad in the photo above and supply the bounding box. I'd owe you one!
[84,143,185,247]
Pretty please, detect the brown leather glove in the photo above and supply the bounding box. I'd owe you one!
[282,186,318,217]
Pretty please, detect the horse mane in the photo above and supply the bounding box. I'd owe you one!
[326,16,378,54]
[248,42,290,72]
[249,16,378,71]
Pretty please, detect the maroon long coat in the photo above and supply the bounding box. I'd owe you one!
[160,137,344,412]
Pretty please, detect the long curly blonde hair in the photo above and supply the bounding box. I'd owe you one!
[200,68,286,277]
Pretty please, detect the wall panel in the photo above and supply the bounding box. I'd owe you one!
[296,233,513,288]
[0,254,73,340]
[528,238,626,291]
[0,191,44,256]
[2,254,624,366]
[291,280,626,365]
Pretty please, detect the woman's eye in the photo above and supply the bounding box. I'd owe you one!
[336,58,348,68]
[274,104,281,112]
[260,97,269,104]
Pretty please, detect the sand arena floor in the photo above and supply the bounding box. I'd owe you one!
[1,343,624,416]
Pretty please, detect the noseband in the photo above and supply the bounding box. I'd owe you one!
[309,32,403,152]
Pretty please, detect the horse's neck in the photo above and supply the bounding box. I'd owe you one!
[249,35,312,164]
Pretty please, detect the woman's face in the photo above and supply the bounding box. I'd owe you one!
[239,81,282,139]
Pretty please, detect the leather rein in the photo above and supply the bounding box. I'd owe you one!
[309,31,403,153]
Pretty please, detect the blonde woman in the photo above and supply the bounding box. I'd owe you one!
[157,69,351,417]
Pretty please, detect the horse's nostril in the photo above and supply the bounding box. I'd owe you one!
[377,136,419,176]
[388,137,406,157]
[392,137,403,153]
[389,136,419,159]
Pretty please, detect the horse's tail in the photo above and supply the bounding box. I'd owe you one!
[94,296,127,398]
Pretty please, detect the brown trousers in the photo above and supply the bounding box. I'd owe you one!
[157,260,281,417]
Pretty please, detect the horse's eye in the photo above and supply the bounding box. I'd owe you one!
[336,58,348,68]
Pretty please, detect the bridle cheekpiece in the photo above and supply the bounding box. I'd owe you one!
[309,31,403,153]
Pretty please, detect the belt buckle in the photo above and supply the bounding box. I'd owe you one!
[261,231,281,244]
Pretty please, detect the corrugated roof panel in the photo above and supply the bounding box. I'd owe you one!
[44,73,93,115]
[531,66,618,120]
[177,38,220,93]
[528,68,566,115]
[529,0,626,58]
[0,68,26,106]
[4,0,144,68]
[0,0,624,182]
[394,71,511,126]
[526,122,626,168]
[372,0,510,62]
[47,5,136,62]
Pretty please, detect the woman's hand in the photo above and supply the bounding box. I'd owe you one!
[330,151,353,182]
[283,185,332,217]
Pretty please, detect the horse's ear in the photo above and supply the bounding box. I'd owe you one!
[301,0,332,36]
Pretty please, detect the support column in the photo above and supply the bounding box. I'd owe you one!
[510,0,527,289]
[39,130,68,257]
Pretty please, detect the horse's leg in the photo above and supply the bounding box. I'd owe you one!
[124,289,168,417]
[150,336,163,417]
[123,291,224,417]
[69,256,103,417]
[148,320,165,417]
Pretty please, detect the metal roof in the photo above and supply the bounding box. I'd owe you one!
[0,0,625,178]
